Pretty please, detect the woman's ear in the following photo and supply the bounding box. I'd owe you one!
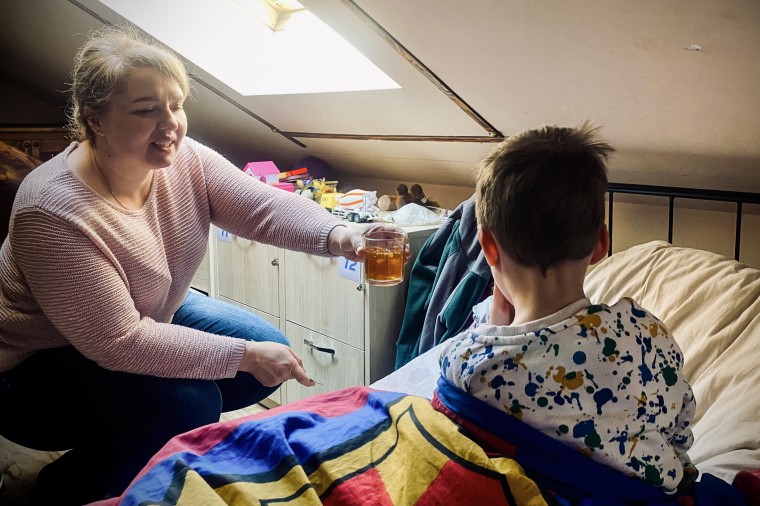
[590,225,610,265]
[84,107,102,136]
[477,227,500,267]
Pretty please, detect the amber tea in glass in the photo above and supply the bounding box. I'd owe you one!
[363,230,407,286]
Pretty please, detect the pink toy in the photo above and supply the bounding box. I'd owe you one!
[242,161,294,192]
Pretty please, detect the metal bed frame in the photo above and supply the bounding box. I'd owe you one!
[606,183,760,261]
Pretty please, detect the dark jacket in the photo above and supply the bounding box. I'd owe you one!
[395,196,492,369]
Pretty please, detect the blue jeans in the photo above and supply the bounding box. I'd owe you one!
[0,291,287,505]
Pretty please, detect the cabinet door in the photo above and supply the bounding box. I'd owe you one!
[284,322,364,403]
[282,250,364,349]
[216,234,280,317]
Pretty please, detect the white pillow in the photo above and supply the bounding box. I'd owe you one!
[584,240,760,483]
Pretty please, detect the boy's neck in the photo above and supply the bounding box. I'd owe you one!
[497,258,589,326]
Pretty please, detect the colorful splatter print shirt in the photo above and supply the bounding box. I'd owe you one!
[440,297,696,492]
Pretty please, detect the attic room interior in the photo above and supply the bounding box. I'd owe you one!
[2,2,758,191]
[1,1,760,505]
[2,0,760,265]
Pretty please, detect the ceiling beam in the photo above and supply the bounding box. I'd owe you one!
[340,0,503,141]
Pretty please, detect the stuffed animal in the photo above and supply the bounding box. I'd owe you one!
[377,183,441,211]
[395,184,414,209]
[410,184,440,208]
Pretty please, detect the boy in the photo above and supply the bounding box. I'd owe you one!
[440,124,696,493]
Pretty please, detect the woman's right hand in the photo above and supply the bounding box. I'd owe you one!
[239,341,315,387]
[328,223,411,263]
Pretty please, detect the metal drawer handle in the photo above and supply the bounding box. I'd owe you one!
[271,258,279,266]
[304,339,335,355]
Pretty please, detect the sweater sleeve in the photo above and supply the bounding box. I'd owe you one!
[11,207,246,379]
[192,141,344,256]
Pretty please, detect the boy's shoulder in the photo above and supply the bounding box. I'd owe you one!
[603,297,668,326]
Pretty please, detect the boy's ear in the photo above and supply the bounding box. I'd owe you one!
[477,227,500,267]
[590,225,610,265]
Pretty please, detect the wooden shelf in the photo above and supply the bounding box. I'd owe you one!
[0,127,70,161]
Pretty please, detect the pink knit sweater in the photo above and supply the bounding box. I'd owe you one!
[0,138,344,378]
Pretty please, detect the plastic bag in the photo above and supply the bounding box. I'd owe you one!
[392,203,442,226]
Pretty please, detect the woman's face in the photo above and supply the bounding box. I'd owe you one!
[94,66,187,171]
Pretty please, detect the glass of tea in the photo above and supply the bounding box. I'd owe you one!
[362,230,408,286]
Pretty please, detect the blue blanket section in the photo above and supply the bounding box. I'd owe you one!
[121,390,406,506]
[435,377,746,505]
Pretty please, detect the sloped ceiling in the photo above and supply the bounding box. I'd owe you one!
[1,0,759,193]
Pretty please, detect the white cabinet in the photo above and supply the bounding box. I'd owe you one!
[213,224,438,405]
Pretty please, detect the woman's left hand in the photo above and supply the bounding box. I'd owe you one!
[328,224,411,263]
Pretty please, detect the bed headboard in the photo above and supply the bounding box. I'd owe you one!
[605,183,760,268]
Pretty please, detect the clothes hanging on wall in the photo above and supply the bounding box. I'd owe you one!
[395,196,493,369]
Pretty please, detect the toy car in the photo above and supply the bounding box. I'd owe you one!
[331,189,378,223]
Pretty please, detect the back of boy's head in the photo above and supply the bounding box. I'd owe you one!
[475,122,614,273]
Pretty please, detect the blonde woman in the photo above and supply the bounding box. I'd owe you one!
[0,26,400,504]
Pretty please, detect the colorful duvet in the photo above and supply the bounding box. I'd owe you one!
[97,384,749,505]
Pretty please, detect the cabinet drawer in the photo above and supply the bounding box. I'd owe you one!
[282,250,365,349]
[284,322,364,403]
[216,234,280,316]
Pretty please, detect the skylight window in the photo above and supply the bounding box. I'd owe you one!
[240,0,305,32]
[99,0,400,96]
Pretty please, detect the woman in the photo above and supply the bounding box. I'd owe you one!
[0,26,399,504]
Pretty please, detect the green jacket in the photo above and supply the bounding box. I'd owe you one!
[395,197,492,369]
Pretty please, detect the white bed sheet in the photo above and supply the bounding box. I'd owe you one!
[371,240,760,484]
[370,342,444,399]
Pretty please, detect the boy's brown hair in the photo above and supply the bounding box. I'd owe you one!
[475,123,614,273]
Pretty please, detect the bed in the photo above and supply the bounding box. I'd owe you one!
[91,181,760,505]
[375,240,760,484]
[1,129,757,504]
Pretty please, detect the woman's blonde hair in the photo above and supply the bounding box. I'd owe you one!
[67,25,190,142]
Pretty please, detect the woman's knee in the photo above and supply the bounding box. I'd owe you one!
[173,291,289,346]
